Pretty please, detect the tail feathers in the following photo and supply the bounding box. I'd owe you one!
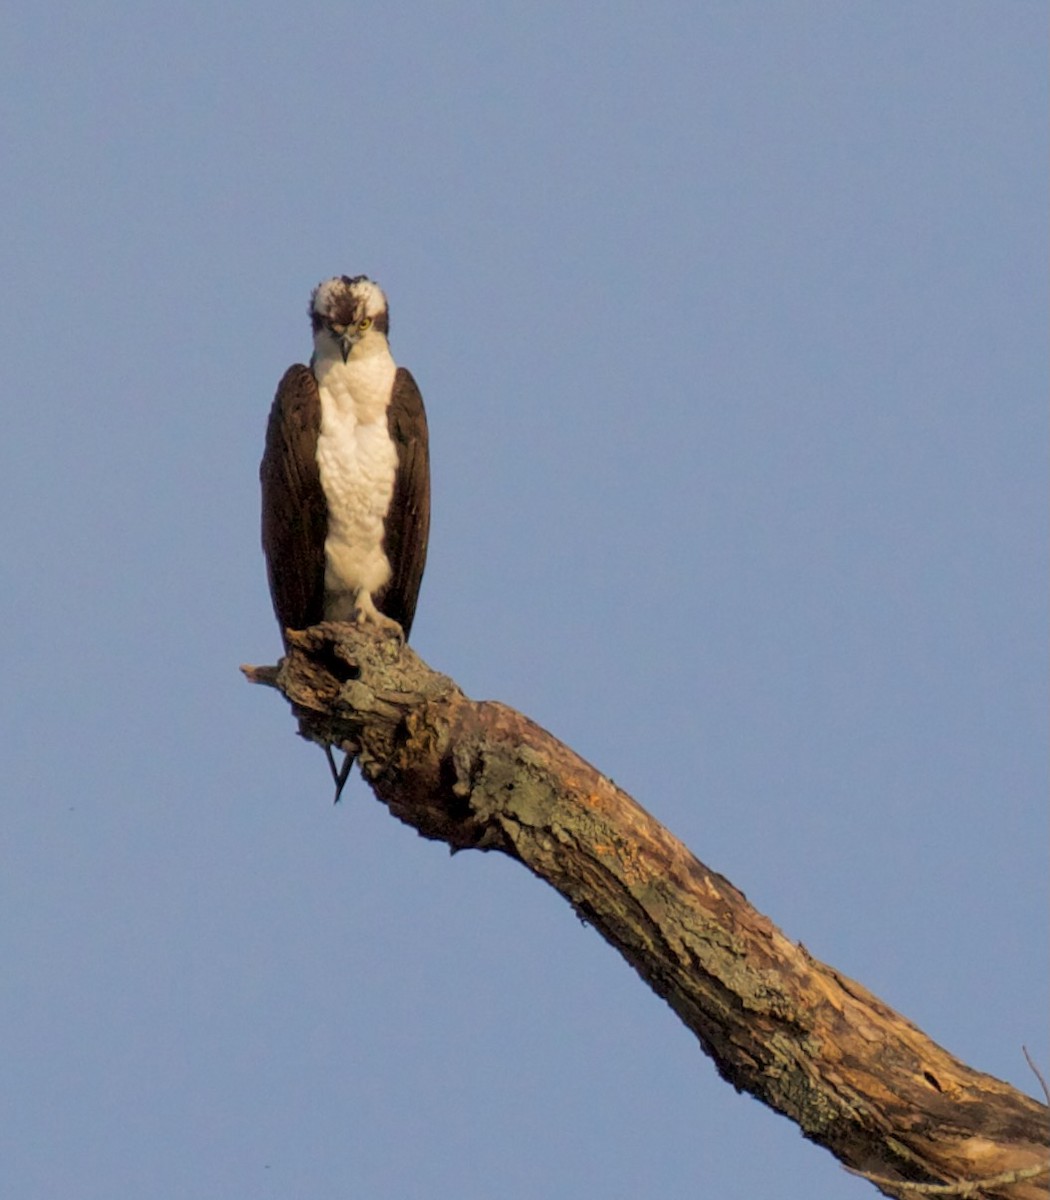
[324,745,356,804]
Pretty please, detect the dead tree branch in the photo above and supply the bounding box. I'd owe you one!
[243,623,1049,1199]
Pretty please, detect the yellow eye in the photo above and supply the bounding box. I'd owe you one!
[358,316,373,331]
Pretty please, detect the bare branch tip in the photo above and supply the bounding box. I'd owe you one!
[240,663,281,688]
[1022,1045,1050,1106]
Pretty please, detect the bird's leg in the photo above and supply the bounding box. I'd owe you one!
[352,588,405,641]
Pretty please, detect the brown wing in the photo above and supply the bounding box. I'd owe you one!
[377,367,430,639]
[260,364,327,647]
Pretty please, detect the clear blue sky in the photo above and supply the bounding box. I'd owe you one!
[2,3,1046,1197]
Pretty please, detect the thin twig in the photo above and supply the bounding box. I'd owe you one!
[1023,1046,1050,1106]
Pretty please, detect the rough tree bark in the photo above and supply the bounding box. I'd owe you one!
[244,623,1049,1199]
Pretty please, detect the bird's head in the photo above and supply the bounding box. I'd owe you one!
[309,275,390,364]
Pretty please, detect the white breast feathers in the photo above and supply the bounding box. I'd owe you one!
[313,351,398,621]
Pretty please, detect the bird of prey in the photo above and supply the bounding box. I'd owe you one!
[260,275,430,799]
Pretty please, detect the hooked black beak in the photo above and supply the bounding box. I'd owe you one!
[327,323,356,363]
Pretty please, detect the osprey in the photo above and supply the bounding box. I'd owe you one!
[260,275,430,799]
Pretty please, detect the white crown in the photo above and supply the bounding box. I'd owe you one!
[311,276,388,320]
